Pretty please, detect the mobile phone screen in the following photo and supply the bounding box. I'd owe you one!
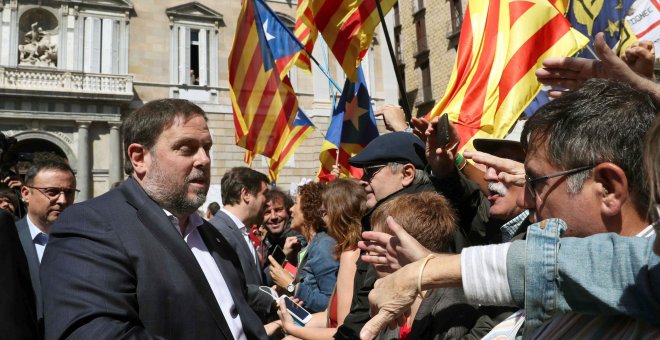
[284,296,311,322]
[436,113,450,148]
[271,245,286,265]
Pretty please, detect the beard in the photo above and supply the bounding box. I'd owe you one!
[143,155,209,217]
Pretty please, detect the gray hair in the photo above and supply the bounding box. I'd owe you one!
[522,79,656,211]
[388,162,431,186]
[645,115,660,211]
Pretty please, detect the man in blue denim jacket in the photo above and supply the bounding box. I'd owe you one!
[359,79,660,339]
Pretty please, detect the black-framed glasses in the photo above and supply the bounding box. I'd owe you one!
[525,164,595,199]
[26,186,79,200]
[360,164,387,182]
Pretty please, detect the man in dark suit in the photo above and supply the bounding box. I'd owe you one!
[0,208,38,339]
[210,166,275,321]
[41,99,266,339]
[17,159,77,338]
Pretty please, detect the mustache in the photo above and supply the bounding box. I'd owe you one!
[488,182,508,196]
[185,169,209,183]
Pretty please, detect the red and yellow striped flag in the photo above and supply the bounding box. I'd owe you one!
[428,0,589,151]
[230,0,314,182]
[309,0,396,81]
[293,0,316,73]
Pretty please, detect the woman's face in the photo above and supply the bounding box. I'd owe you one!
[290,196,304,231]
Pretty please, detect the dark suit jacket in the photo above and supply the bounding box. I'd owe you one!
[16,217,43,324]
[0,209,39,339]
[210,210,274,321]
[41,178,267,339]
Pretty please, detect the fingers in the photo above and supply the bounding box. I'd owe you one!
[463,150,524,174]
[498,172,526,187]
[385,216,407,238]
[361,230,394,246]
[360,309,396,340]
[357,240,387,255]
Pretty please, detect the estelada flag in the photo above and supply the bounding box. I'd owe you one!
[428,0,589,151]
[309,0,396,81]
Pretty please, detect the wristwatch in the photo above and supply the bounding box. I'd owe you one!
[286,282,295,294]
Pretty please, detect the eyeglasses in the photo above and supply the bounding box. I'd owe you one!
[361,164,387,182]
[26,186,79,200]
[525,164,595,199]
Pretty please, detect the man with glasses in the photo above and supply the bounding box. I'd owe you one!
[360,79,660,339]
[16,159,77,338]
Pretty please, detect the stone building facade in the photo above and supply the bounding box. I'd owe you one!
[0,0,398,202]
[393,0,464,117]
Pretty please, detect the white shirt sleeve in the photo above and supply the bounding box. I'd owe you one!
[461,243,516,306]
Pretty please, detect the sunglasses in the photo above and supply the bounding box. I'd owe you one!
[361,164,387,182]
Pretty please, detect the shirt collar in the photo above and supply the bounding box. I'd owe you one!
[220,208,245,231]
[26,215,47,242]
[163,209,204,238]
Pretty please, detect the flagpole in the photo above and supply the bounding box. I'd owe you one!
[375,0,412,122]
[255,0,343,93]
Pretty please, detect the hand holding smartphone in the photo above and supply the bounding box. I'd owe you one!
[283,295,312,325]
[271,245,287,265]
[436,113,451,148]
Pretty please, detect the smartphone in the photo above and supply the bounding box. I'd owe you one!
[436,113,451,148]
[283,295,312,325]
[271,245,287,265]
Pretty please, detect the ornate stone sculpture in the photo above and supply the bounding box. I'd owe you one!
[18,22,57,67]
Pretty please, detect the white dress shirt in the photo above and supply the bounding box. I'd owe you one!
[165,210,247,340]
[26,215,48,263]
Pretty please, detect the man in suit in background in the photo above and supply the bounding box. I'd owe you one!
[0,208,38,339]
[17,159,77,338]
[210,167,276,321]
[41,99,266,339]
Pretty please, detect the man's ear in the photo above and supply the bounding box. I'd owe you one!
[592,162,628,216]
[241,187,251,205]
[127,143,148,178]
[401,163,416,187]
[20,185,30,205]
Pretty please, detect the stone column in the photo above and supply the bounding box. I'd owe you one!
[109,122,122,185]
[76,121,92,201]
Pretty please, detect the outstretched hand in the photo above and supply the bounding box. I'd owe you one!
[375,104,408,132]
[463,150,525,187]
[535,32,643,98]
[358,216,431,273]
[426,114,460,178]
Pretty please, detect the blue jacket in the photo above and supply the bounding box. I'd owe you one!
[294,231,339,313]
[506,219,660,337]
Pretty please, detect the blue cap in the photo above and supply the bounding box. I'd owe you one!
[348,132,427,169]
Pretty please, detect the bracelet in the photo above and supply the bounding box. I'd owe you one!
[417,254,435,299]
[454,153,464,167]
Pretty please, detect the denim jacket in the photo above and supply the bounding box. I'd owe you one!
[294,231,339,313]
[506,219,660,338]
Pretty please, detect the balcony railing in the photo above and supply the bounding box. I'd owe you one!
[0,67,134,102]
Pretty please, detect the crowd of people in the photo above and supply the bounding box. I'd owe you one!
[0,30,659,340]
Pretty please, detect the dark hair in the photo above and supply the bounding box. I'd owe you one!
[645,115,660,212]
[298,182,326,234]
[207,201,220,215]
[0,187,19,211]
[322,179,366,258]
[24,159,75,186]
[521,79,656,212]
[122,99,206,175]
[371,192,457,253]
[220,167,269,205]
[266,187,294,212]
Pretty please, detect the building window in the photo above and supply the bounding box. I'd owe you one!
[421,61,432,102]
[449,0,463,34]
[415,15,428,53]
[82,17,122,74]
[166,3,224,87]
[413,0,425,14]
